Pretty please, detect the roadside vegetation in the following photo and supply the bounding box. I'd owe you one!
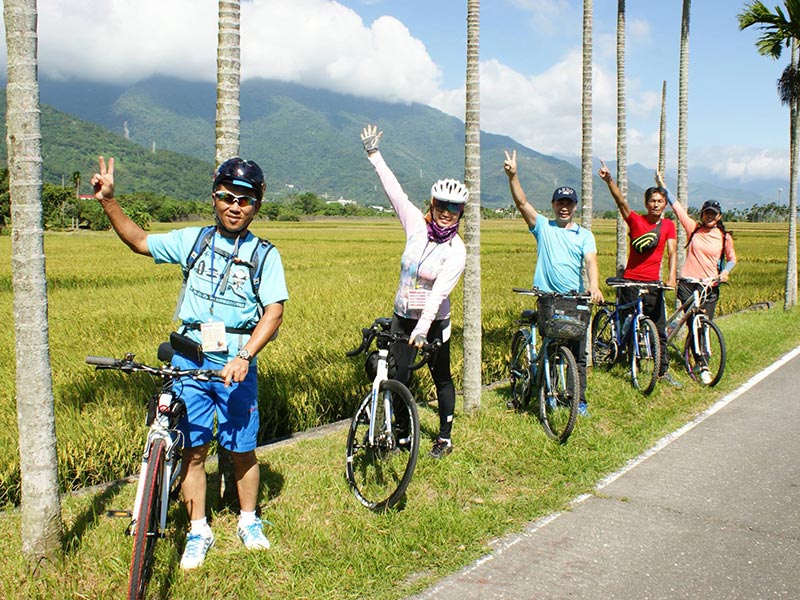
[0,217,798,598]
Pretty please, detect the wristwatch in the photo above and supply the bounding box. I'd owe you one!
[237,348,252,361]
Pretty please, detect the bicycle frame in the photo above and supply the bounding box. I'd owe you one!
[366,347,393,447]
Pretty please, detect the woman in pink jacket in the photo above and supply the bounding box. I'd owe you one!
[360,124,467,459]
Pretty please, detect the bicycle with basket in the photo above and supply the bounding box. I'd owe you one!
[508,288,592,444]
[344,317,441,512]
[86,345,221,600]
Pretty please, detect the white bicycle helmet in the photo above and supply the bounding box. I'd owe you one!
[430,178,469,204]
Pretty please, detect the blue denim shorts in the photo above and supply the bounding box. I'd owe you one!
[170,353,259,452]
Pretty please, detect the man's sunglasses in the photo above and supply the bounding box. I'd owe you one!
[213,191,258,207]
[432,200,464,214]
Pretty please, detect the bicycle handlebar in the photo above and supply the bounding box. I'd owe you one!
[512,287,591,300]
[604,277,673,292]
[86,354,223,381]
[346,318,442,371]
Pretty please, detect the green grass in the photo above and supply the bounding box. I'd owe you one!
[1,306,798,599]
[0,217,798,598]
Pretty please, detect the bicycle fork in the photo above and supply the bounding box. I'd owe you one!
[128,416,183,537]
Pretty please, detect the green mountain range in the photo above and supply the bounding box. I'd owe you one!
[13,75,771,212]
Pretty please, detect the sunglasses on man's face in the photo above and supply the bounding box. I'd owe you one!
[433,200,464,215]
[213,190,258,207]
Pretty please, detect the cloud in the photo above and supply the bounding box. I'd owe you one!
[694,147,790,182]
[26,0,441,103]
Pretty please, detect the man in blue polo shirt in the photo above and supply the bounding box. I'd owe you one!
[91,155,288,570]
[503,150,603,415]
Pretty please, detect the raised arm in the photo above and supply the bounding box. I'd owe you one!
[91,156,150,255]
[503,150,537,228]
[598,160,631,220]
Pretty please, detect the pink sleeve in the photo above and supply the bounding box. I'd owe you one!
[368,152,423,234]
[671,200,696,235]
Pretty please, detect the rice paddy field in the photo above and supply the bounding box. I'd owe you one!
[0,217,793,507]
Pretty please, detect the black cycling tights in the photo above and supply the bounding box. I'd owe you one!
[390,314,455,441]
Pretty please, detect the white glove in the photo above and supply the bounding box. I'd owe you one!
[360,124,382,155]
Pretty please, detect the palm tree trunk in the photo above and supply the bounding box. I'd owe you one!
[615,0,627,277]
[676,0,691,274]
[581,0,593,231]
[462,0,482,412]
[785,41,798,309]
[4,0,63,562]
[658,81,667,176]
[216,0,242,506]
[216,0,241,164]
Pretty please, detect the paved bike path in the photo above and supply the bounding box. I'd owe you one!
[411,348,800,600]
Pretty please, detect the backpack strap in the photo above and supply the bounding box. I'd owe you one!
[249,237,275,317]
[173,225,216,320]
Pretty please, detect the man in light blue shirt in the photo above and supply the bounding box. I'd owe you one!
[92,155,287,569]
[504,150,603,415]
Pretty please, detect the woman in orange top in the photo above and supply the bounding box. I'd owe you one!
[658,174,737,322]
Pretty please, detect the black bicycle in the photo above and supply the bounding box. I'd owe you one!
[86,347,221,600]
[345,318,440,512]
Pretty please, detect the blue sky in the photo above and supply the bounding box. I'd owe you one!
[1,0,790,187]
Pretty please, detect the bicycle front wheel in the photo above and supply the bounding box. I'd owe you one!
[128,437,165,600]
[509,329,533,409]
[683,316,726,387]
[538,344,579,444]
[345,380,420,512]
[631,317,661,395]
[591,308,617,366]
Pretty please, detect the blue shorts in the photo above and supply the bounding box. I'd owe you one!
[171,353,259,452]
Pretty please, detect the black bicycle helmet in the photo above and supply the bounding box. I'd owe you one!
[212,157,266,201]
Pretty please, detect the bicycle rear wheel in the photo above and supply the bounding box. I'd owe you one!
[591,308,618,366]
[538,344,579,444]
[345,380,420,512]
[128,437,165,600]
[631,317,661,395]
[508,329,533,409]
[683,316,726,387]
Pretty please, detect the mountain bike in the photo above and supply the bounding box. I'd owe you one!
[666,277,727,386]
[591,278,668,395]
[508,288,591,444]
[345,317,441,512]
[86,347,221,600]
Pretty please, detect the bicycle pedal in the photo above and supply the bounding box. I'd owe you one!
[107,509,133,518]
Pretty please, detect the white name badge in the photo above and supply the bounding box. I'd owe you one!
[408,289,429,310]
[201,321,228,353]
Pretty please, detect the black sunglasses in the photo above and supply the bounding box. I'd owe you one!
[432,199,464,214]
[213,191,258,207]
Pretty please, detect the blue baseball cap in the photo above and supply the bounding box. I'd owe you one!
[552,186,578,204]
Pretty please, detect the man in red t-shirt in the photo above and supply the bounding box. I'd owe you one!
[598,161,679,385]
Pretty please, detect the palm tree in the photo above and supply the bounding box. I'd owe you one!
[4,0,63,561]
[581,0,594,231]
[462,0,482,412]
[739,0,800,308]
[216,0,242,504]
[615,0,628,277]
[658,81,667,176]
[216,0,241,165]
[676,0,692,274]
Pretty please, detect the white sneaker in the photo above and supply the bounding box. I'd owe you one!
[180,530,215,570]
[699,368,713,385]
[238,518,271,550]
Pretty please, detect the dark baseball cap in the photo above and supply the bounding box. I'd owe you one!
[552,186,578,204]
[701,200,722,214]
